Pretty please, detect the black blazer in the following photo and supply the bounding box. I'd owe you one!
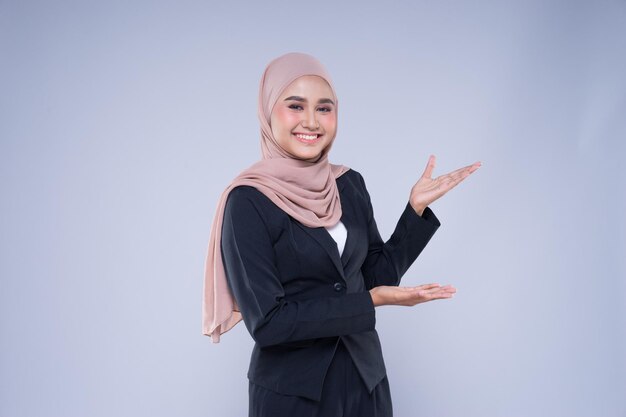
[221,168,440,401]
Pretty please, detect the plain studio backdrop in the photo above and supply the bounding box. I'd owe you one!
[1,1,624,416]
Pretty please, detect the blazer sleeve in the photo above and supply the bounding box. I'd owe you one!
[220,187,376,348]
[357,172,442,289]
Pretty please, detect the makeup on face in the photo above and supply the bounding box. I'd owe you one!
[270,75,337,162]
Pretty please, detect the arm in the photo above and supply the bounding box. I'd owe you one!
[362,156,480,306]
[357,172,441,290]
[221,187,376,348]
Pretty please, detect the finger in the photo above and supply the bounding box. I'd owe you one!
[466,160,481,170]
[429,283,454,290]
[444,163,478,179]
[456,162,481,180]
[424,285,451,295]
[411,283,441,291]
[424,285,456,296]
[431,172,463,190]
[433,293,455,300]
[427,289,456,300]
[439,164,478,189]
[434,288,457,296]
[443,161,482,182]
[437,284,456,291]
[420,155,436,179]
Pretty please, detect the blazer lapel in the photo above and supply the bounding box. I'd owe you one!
[294,178,354,283]
[338,182,357,268]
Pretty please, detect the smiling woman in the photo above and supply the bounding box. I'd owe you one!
[270,75,337,162]
[202,52,480,417]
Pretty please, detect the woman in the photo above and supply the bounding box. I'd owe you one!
[202,52,481,417]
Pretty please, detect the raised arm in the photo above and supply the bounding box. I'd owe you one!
[357,171,441,290]
[364,155,481,307]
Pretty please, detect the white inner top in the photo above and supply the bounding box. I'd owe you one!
[324,220,348,256]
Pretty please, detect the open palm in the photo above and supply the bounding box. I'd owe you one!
[369,283,457,307]
[410,155,481,215]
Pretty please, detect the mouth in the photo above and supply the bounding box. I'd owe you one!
[293,133,322,144]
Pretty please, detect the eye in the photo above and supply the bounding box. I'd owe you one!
[288,104,303,111]
[317,107,332,113]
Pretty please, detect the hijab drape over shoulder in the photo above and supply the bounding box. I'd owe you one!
[202,52,351,342]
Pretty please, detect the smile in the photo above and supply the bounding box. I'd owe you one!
[293,133,322,143]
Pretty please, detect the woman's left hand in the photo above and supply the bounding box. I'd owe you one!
[410,155,481,215]
[369,283,457,307]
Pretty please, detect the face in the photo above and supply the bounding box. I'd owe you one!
[270,75,337,162]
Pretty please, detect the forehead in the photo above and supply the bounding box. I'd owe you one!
[279,75,334,99]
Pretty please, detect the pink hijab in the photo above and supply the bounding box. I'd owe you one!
[202,52,351,342]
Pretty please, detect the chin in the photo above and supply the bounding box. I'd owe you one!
[293,151,323,161]
[299,154,322,162]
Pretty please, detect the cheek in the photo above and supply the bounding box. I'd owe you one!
[322,115,337,132]
[273,107,300,130]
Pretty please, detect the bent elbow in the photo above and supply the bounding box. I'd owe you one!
[252,323,293,348]
[250,303,297,348]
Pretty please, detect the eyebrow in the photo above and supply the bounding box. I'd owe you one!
[283,96,335,105]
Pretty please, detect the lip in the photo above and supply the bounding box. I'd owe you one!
[292,133,322,144]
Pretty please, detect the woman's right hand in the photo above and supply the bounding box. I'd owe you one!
[369,283,456,307]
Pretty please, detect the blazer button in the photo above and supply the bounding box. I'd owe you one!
[333,282,344,292]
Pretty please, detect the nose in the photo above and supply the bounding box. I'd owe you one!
[301,108,320,130]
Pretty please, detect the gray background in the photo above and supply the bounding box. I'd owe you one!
[1,1,624,416]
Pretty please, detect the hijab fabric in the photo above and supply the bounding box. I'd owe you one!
[202,52,351,342]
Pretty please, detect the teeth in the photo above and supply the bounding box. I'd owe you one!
[295,134,318,140]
